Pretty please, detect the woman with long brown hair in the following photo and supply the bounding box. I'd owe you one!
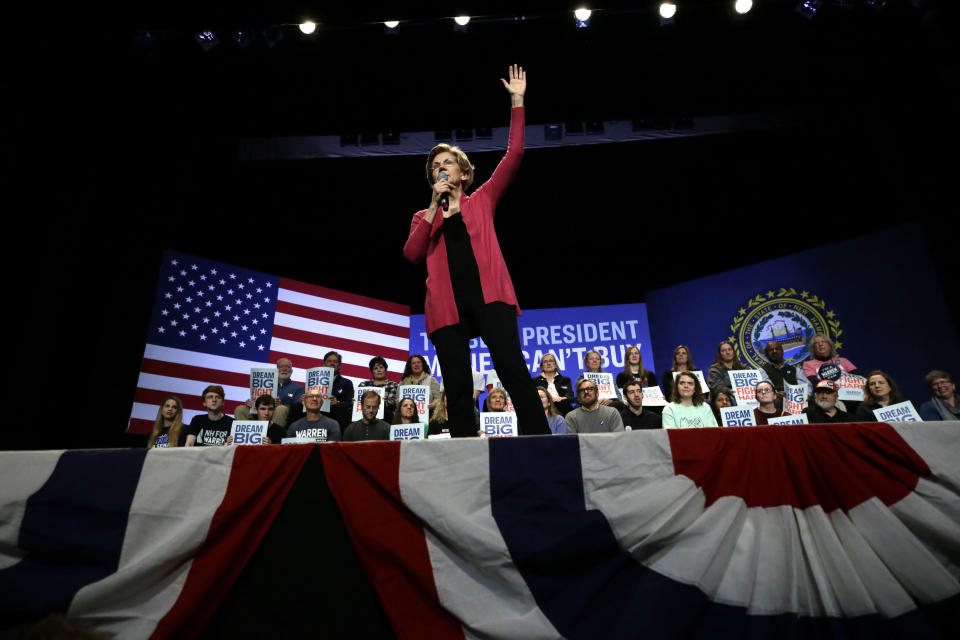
[148,396,184,448]
[661,344,700,401]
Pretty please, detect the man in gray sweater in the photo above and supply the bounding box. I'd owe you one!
[343,390,392,441]
[565,379,624,434]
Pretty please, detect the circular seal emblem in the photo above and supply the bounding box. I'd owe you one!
[728,288,843,369]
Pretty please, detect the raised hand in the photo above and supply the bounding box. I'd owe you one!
[500,64,526,105]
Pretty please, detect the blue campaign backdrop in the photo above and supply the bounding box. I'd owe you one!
[644,225,958,404]
[409,304,655,391]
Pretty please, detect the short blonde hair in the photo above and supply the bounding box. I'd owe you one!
[425,144,475,188]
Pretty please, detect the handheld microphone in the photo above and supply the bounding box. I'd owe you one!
[438,170,450,211]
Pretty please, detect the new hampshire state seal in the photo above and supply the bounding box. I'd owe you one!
[729,288,843,369]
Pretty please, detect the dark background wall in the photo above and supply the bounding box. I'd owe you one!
[20,1,958,448]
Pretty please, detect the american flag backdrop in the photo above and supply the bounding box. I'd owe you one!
[128,250,410,434]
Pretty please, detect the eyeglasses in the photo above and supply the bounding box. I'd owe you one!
[932,381,952,388]
[578,386,597,393]
[756,388,774,395]
[431,158,457,171]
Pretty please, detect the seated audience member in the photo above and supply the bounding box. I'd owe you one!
[620,382,662,430]
[565,379,624,434]
[484,387,509,412]
[226,395,285,445]
[401,354,443,410]
[429,392,451,437]
[538,387,567,434]
[576,350,621,409]
[803,380,855,424]
[287,389,341,442]
[753,380,788,425]
[532,353,575,415]
[662,344,701,401]
[323,351,355,426]
[663,371,718,429]
[359,356,399,423]
[802,334,860,383]
[393,397,421,425]
[856,370,905,422]
[148,396,184,449]
[710,391,733,425]
[761,341,811,399]
[184,386,233,446]
[918,370,959,421]
[616,346,658,390]
[235,357,303,427]
[707,340,750,399]
[343,391,391,442]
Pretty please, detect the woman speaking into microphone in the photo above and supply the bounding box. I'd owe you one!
[403,64,549,438]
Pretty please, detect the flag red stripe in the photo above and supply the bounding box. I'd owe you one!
[141,358,251,389]
[267,352,392,383]
[276,300,410,339]
[320,443,466,640]
[272,325,409,363]
[279,278,410,316]
[152,445,314,640]
[127,417,154,435]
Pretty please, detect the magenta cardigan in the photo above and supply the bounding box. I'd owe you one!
[403,107,525,336]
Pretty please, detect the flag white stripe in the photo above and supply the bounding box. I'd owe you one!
[274,312,409,351]
[269,337,406,372]
[137,372,249,403]
[0,451,65,571]
[278,288,409,327]
[143,344,269,376]
[68,447,237,637]
[400,439,560,640]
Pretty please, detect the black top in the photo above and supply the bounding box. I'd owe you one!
[442,213,484,301]
[615,370,658,390]
[620,409,663,430]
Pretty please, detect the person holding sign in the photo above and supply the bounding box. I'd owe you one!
[565,379,624,434]
[663,372,718,429]
[484,387,509,412]
[392,397,420,425]
[286,390,341,442]
[615,346,658,391]
[753,381,788,425]
[235,358,303,427]
[402,65,549,439]
[620,382,662,430]
[760,341,811,403]
[707,341,755,401]
[147,396,184,449]
[576,351,619,408]
[802,334,860,383]
[537,387,567,434]
[343,391,391,442]
[710,391,733,425]
[226,395,285,445]
[184,385,233,447]
[661,345,701,401]
[359,356,399,422]
[400,355,442,411]
[918,370,960,421]
[532,353,574,416]
[855,371,905,422]
[803,380,855,424]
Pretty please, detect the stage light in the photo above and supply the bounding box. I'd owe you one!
[574,8,591,28]
[384,20,400,29]
[795,1,823,19]
[660,3,678,20]
[299,21,317,35]
[735,0,753,15]
[233,29,256,48]
[194,30,220,52]
[454,16,471,26]
[262,25,284,48]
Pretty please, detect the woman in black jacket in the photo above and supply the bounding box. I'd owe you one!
[532,352,574,416]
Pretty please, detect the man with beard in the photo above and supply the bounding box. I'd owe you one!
[803,380,855,424]
[566,379,624,434]
[620,382,662,430]
[343,391,392,442]
[761,341,811,401]
[235,357,303,426]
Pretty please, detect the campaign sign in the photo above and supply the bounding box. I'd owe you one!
[399,384,431,423]
[428,433,452,440]
[641,385,668,407]
[250,368,278,402]
[230,420,268,445]
[873,400,922,423]
[784,381,808,415]
[727,370,764,407]
[720,406,757,427]
[817,362,843,382]
[353,386,386,422]
[838,374,866,402]
[484,371,517,412]
[672,370,709,394]
[480,412,518,438]
[767,414,810,426]
[390,423,426,441]
[585,372,618,401]
[305,367,334,412]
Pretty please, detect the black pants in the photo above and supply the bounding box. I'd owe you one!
[430,300,550,438]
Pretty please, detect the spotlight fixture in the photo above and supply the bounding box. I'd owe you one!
[384,20,400,29]
[734,0,753,15]
[659,3,677,26]
[453,16,470,32]
[233,29,256,49]
[194,30,220,52]
[795,1,823,19]
[299,21,317,35]
[574,8,591,28]
[262,25,284,48]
